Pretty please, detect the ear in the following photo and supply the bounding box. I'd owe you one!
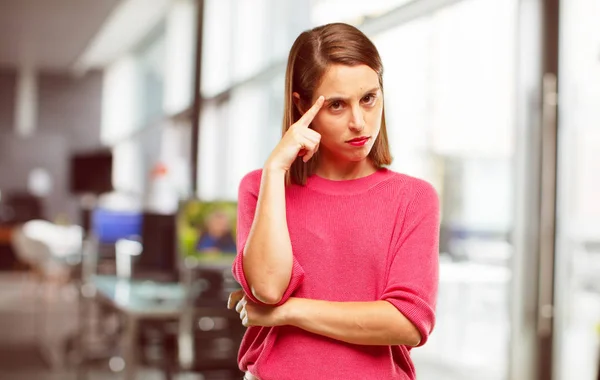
[292,92,305,115]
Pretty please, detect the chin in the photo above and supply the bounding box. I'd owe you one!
[344,151,371,162]
[327,145,373,162]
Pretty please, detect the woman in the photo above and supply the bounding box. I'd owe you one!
[227,22,440,380]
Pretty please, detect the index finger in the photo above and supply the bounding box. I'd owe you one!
[227,289,244,309]
[298,96,325,127]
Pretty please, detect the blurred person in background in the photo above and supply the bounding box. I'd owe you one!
[228,22,440,380]
[196,209,237,254]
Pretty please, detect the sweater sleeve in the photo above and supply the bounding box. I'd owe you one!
[380,179,440,347]
[232,170,305,306]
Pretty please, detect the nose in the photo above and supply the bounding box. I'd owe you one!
[348,104,365,132]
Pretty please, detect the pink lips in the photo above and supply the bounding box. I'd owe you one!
[346,137,370,147]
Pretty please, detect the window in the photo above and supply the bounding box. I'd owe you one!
[197,0,311,199]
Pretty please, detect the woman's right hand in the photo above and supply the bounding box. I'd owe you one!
[265,96,325,172]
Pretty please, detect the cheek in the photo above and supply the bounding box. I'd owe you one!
[368,107,383,131]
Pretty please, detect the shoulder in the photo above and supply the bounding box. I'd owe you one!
[238,169,263,194]
[386,170,439,207]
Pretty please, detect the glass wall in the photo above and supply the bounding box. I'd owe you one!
[197,0,311,200]
[101,0,197,204]
[555,0,600,378]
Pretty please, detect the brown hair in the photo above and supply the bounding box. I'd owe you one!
[282,22,392,186]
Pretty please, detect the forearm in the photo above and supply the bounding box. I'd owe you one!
[243,168,293,304]
[283,298,421,346]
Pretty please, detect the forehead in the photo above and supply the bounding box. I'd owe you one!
[316,64,380,96]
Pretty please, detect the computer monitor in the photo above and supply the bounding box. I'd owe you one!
[133,212,179,281]
[177,199,237,265]
[69,150,113,195]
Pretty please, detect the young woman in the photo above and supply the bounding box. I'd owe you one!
[227,22,440,380]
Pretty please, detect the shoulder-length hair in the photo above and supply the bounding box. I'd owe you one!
[282,22,392,186]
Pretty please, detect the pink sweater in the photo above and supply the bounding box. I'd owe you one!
[232,168,440,380]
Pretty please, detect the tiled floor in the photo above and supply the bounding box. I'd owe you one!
[0,273,234,380]
[0,271,505,380]
[0,272,134,380]
[1,269,597,380]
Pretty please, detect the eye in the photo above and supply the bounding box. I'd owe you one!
[362,93,377,105]
[329,101,343,111]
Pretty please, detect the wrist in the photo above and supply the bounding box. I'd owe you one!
[263,164,287,177]
[279,297,301,326]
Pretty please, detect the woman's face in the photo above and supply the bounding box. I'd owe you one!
[309,64,383,163]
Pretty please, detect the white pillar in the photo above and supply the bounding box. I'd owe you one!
[15,66,38,137]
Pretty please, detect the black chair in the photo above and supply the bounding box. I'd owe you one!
[2,192,45,223]
[174,262,245,380]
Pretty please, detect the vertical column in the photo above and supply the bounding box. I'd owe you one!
[15,66,38,137]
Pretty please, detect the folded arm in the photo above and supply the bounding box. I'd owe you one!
[241,169,293,304]
[282,297,421,346]
[232,169,305,306]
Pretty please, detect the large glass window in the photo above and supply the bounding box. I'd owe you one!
[101,55,142,146]
[555,0,600,378]
[197,0,311,199]
[137,25,166,126]
[101,1,197,198]
[198,99,229,201]
[200,0,234,97]
[163,0,197,115]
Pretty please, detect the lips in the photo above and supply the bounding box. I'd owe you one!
[346,136,370,147]
[346,136,370,143]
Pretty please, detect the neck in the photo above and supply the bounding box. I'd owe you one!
[314,153,377,181]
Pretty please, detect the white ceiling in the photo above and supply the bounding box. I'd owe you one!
[0,0,121,71]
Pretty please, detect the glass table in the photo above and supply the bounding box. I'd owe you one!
[79,275,186,380]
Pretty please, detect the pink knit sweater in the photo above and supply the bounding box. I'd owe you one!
[232,168,440,380]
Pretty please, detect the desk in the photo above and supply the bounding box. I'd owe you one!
[82,276,185,380]
[92,275,185,317]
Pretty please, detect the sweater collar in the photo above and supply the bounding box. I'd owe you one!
[304,168,394,195]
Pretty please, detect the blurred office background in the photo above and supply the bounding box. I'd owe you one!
[0,0,598,379]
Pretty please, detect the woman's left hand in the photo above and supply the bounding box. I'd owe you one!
[227,290,286,327]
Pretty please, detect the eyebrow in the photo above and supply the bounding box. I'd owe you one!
[324,87,380,103]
